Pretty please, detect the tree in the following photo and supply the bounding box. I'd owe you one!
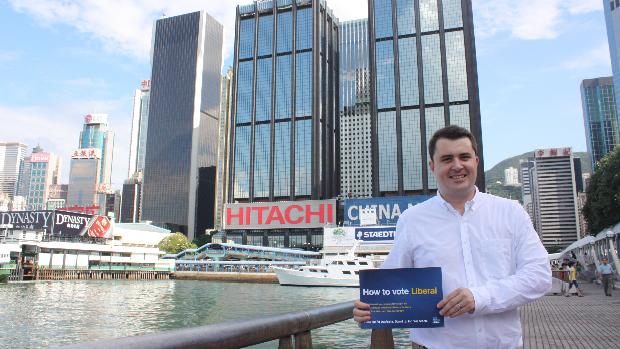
[192,232,212,248]
[158,232,197,254]
[583,145,620,234]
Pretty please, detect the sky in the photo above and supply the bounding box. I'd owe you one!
[0,0,610,190]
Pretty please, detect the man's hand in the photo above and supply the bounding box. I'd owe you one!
[353,299,371,323]
[437,287,475,318]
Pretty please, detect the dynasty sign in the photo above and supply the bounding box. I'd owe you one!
[223,200,337,230]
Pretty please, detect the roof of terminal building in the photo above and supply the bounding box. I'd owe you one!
[114,223,171,234]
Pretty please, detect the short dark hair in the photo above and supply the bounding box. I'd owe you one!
[428,125,478,160]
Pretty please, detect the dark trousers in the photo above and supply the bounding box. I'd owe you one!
[602,275,613,296]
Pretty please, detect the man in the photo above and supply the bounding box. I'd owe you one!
[353,125,551,348]
[597,257,614,296]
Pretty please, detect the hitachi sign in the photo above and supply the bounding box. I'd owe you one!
[224,200,337,229]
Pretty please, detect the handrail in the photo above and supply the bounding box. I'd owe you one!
[58,301,355,349]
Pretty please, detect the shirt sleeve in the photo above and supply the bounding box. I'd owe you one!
[470,203,552,316]
[381,212,415,269]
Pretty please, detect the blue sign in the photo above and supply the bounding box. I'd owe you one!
[359,267,444,329]
[344,196,433,226]
[355,227,395,243]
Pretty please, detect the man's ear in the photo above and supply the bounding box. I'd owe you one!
[429,159,435,173]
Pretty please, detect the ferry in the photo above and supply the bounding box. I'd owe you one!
[0,244,16,282]
[272,242,377,287]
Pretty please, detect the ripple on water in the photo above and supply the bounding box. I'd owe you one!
[0,280,411,348]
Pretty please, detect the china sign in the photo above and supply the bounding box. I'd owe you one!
[71,148,101,159]
[224,200,337,229]
[344,196,432,226]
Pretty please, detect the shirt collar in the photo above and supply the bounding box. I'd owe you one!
[436,186,481,214]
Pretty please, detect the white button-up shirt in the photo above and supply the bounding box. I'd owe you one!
[382,190,551,349]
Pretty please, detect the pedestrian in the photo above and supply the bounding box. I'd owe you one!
[565,262,583,297]
[597,257,614,296]
[353,125,551,349]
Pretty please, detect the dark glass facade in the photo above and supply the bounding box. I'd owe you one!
[228,0,339,203]
[141,11,223,239]
[580,77,620,170]
[121,182,141,223]
[369,0,484,196]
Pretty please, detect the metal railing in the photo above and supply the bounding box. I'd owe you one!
[59,301,356,349]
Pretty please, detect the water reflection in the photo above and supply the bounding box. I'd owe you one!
[0,280,410,348]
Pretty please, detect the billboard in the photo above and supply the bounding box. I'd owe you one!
[30,152,50,163]
[0,210,54,231]
[224,199,337,230]
[71,148,101,159]
[52,211,93,237]
[84,113,108,125]
[535,147,572,158]
[323,226,395,247]
[344,196,433,226]
[87,216,112,238]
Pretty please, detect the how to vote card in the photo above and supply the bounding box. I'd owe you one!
[359,267,444,329]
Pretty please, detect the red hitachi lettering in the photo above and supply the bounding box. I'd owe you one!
[305,204,325,224]
[285,205,304,224]
[265,206,285,225]
[327,204,333,223]
[245,207,252,225]
[253,206,269,224]
[226,207,244,225]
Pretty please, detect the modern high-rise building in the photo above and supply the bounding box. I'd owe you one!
[530,148,580,249]
[520,159,536,229]
[214,68,234,230]
[121,173,142,223]
[0,142,28,200]
[67,148,102,208]
[339,19,372,198]
[128,79,151,178]
[141,11,223,239]
[368,0,484,196]
[79,114,114,187]
[604,0,620,122]
[580,77,620,169]
[228,0,339,203]
[26,151,61,210]
[504,166,519,186]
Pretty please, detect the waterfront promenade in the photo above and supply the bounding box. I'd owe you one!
[521,281,620,348]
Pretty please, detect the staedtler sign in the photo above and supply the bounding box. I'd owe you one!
[223,200,337,230]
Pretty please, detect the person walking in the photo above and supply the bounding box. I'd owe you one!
[597,257,614,296]
[565,262,583,297]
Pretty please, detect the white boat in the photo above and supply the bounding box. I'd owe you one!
[272,242,376,287]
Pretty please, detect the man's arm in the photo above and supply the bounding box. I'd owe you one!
[469,203,552,316]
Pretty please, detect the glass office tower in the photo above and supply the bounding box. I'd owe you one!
[580,77,620,169]
[79,114,114,186]
[339,19,372,198]
[369,0,484,196]
[228,0,339,203]
[604,0,620,123]
[141,11,223,239]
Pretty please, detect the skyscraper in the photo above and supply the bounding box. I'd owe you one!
[228,0,339,203]
[0,142,28,200]
[339,19,372,198]
[26,151,61,210]
[79,114,114,187]
[141,11,223,239]
[580,77,620,169]
[604,0,620,122]
[504,166,519,186]
[531,148,580,249]
[368,0,484,196]
[127,80,151,178]
[214,68,234,230]
[67,148,101,208]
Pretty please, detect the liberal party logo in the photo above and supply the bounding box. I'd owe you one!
[432,317,441,324]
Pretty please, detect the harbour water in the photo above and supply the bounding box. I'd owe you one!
[0,280,410,348]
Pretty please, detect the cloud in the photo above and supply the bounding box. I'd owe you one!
[0,98,130,189]
[9,0,368,69]
[0,51,20,61]
[559,42,611,71]
[473,0,602,40]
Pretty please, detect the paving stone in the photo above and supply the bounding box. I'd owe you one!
[521,281,620,348]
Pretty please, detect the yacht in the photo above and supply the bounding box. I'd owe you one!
[272,242,376,287]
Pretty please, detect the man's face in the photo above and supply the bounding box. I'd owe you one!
[429,137,479,199]
[603,258,608,264]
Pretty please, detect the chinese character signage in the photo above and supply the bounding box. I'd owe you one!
[71,148,101,159]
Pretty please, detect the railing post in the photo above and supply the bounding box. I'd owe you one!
[294,331,312,349]
[278,335,293,349]
[371,328,394,349]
